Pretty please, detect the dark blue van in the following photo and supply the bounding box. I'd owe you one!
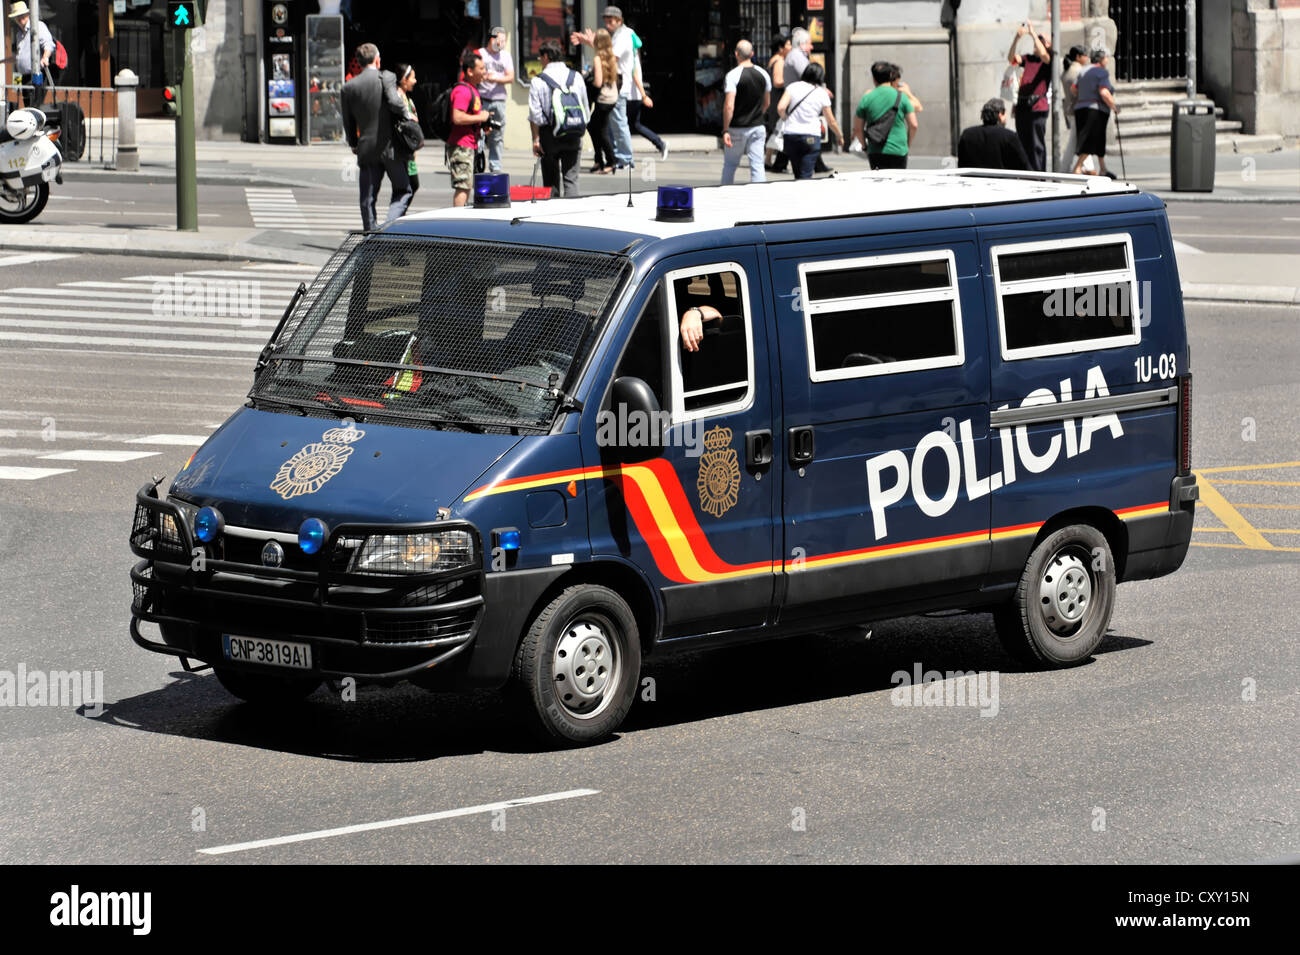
[129,170,1197,743]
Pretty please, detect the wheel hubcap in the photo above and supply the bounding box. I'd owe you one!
[0,186,36,215]
[1038,550,1093,636]
[552,616,619,720]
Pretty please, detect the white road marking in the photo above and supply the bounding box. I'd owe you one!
[0,465,75,480]
[1172,240,1203,255]
[38,449,161,462]
[0,252,78,268]
[127,434,211,446]
[0,331,262,352]
[0,319,273,337]
[197,789,602,856]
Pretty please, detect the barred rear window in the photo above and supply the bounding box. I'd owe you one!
[251,234,629,432]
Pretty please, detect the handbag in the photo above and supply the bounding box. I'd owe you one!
[769,85,817,150]
[398,117,424,152]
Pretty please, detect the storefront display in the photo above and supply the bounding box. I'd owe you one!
[306,14,344,143]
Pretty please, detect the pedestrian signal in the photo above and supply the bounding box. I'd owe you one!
[167,2,197,29]
[163,86,181,117]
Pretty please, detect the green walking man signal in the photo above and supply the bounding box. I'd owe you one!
[167,2,196,29]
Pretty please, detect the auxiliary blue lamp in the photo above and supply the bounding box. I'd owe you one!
[194,506,224,544]
[655,185,694,222]
[473,173,511,208]
[298,517,329,556]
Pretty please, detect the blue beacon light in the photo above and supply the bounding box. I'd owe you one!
[656,185,694,222]
[473,173,511,208]
[298,518,329,555]
[194,506,223,543]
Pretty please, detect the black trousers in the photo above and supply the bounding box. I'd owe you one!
[1014,106,1048,172]
[358,156,414,231]
[588,102,616,168]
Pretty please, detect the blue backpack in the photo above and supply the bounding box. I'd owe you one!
[539,69,589,139]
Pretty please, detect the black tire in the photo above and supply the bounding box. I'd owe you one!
[994,523,1116,667]
[0,181,49,224]
[509,584,641,745]
[213,666,320,706]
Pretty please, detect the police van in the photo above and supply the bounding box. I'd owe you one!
[129,169,1197,744]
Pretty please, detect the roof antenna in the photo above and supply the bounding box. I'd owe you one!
[626,160,633,208]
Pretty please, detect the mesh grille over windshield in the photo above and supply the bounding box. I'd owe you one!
[250,234,630,432]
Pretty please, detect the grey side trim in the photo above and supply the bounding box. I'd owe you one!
[990,386,1178,429]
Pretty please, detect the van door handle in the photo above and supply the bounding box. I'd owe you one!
[745,429,773,468]
[788,426,815,466]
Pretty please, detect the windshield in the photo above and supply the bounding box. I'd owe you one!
[251,234,630,432]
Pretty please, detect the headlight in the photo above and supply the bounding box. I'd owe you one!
[349,530,474,575]
[159,498,196,548]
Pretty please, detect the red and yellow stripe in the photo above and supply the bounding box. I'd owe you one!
[465,465,1168,585]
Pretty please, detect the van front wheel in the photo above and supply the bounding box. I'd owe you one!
[510,585,641,745]
[994,524,1116,667]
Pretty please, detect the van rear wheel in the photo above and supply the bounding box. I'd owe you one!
[510,585,640,745]
[994,524,1116,667]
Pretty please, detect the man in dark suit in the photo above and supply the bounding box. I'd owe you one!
[957,98,1030,170]
[341,43,413,230]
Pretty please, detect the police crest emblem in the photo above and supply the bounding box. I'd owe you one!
[696,425,741,518]
[270,426,365,500]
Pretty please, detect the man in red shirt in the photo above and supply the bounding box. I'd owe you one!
[447,51,490,207]
[1007,22,1053,172]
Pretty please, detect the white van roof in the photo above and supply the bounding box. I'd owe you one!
[402,168,1142,239]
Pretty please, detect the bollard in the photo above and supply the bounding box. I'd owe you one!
[115,68,140,172]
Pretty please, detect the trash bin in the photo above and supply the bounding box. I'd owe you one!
[1171,100,1216,192]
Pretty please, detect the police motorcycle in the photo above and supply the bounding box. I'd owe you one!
[0,106,62,224]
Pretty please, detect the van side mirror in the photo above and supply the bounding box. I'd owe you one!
[605,376,665,463]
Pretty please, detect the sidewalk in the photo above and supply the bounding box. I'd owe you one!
[5,119,1296,304]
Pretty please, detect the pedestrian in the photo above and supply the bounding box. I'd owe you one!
[720,39,770,185]
[764,34,790,169]
[573,6,636,170]
[446,51,490,207]
[7,2,53,108]
[626,31,668,161]
[1007,21,1053,172]
[587,29,619,174]
[772,27,829,174]
[853,60,917,170]
[891,63,924,115]
[529,40,590,198]
[393,63,423,204]
[1073,48,1119,178]
[476,26,514,174]
[1062,44,1090,169]
[340,43,415,230]
[957,97,1030,170]
[778,62,843,180]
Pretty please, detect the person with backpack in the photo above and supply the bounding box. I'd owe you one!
[528,40,590,198]
[777,62,843,180]
[445,51,490,207]
[853,60,918,170]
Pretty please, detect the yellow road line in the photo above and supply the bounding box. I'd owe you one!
[1191,541,1300,553]
[1208,479,1300,486]
[1237,503,1300,510]
[1192,527,1236,533]
[1259,529,1300,534]
[1194,476,1274,549]
[1194,460,1300,475]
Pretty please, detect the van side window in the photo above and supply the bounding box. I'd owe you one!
[797,250,963,382]
[666,263,755,419]
[614,284,666,410]
[992,234,1140,360]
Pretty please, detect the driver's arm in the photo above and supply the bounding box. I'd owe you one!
[679,305,722,353]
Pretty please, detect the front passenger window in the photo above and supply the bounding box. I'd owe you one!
[668,264,754,417]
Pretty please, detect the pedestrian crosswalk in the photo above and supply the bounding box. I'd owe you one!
[0,261,320,356]
[0,428,213,482]
[245,187,359,234]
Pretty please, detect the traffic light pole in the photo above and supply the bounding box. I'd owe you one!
[175,27,197,232]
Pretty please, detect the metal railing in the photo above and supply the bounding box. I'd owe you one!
[1111,0,1189,82]
[3,84,119,167]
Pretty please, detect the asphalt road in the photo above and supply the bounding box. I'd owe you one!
[0,248,1295,864]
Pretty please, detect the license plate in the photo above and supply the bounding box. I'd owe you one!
[222,634,313,671]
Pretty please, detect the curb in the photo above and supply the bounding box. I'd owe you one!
[1154,191,1300,204]
[0,231,331,266]
[60,167,350,190]
[1182,283,1300,305]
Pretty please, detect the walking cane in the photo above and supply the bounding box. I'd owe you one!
[1114,108,1127,180]
[529,157,540,203]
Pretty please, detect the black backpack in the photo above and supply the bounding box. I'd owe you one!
[865,88,903,147]
[430,81,474,142]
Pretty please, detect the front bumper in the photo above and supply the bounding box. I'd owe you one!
[128,484,486,681]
